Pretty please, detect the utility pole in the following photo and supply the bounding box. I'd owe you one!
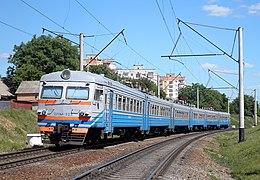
[254,89,257,126]
[80,33,84,71]
[227,98,230,114]
[197,87,199,108]
[238,27,245,142]
[157,75,160,98]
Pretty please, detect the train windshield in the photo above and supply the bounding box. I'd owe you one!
[66,87,89,100]
[41,86,63,99]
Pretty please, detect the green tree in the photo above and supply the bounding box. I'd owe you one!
[178,83,228,112]
[7,35,79,93]
[87,64,120,81]
[230,95,258,117]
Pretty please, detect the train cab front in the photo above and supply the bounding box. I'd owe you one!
[37,69,94,146]
[39,122,89,146]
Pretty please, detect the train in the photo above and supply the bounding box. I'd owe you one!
[37,69,230,146]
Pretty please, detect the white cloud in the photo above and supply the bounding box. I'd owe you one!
[254,72,260,76]
[202,63,218,69]
[202,4,232,17]
[214,69,238,75]
[0,53,10,59]
[248,3,260,15]
[244,63,254,68]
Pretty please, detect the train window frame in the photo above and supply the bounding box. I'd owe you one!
[129,98,133,112]
[133,99,137,112]
[126,97,129,111]
[122,96,126,111]
[41,86,63,99]
[136,101,139,113]
[66,86,89,100]
[117,95,122,110]
[94,89,103,101]
[140,101,143,114]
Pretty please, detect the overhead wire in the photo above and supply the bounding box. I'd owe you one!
[231,30,238,57]
[75,0,167,74]
[62,0,71,28]
[20,0,118,61]
[156,0,175,43]
[156,0,204,84]
[178,19,238,63]
[182,21,237,31]
[0,20,33,37]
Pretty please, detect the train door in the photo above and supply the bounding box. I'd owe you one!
[170,106,174,129]
[145,96,150,131]
[104,90,113,133]
[93,87,104,118]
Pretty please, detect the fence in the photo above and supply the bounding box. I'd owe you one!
[0,100,11,110]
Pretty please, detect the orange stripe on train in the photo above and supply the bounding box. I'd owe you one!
[38,115,90,121]
[69,101,91,105]
[72,128,88,134]
[39,126,54,132]
[38,100,57,104]
[38,100,91,105]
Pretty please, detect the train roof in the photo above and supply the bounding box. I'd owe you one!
[40,70,145,97]
[40,70,230,115]
[40,70,105,84]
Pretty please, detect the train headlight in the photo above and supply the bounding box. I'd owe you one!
[79,111,84,117]
[61,69,71,80]
[42,110,47,115]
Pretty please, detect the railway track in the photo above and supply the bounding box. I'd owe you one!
[0,137,148,171]
[0,146,84,170]
[73,130,227,180]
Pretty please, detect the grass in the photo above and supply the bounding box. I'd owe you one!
[0,109,39,153]
[208,116,260,179]
[230,114,257,129]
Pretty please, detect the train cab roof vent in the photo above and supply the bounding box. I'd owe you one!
[61,69,71,80]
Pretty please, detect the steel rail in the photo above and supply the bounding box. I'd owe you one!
[72,132,210,180]
[146,130,222,179]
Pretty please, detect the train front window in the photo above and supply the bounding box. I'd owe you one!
[66,87,89,100]
[41,86,63,99]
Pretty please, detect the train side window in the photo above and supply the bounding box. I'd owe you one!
[129,99,133,112]
[117,95,122,110]
[137,101,139,113]
[133,99,137,112]
[167,108,170,117]
[94,89,103,101]
[122,96,126,110]
[140,101,143,113]
[115,94,117,110]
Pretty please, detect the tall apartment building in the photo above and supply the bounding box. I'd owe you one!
[160,73,186,100]
[115,64,159,85]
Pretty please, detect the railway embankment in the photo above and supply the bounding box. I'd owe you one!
[0,109,38,153]
[0,109,259,179]
[207,125,260,179]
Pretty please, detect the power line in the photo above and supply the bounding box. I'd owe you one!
[182,21,237,31]
[156,0,204,82]
[20,0,68,33]
[156,0,175,43]
[0,20,33,37]
[75,0,167,74]
[178,19,238,63]
[208,69,238,90]
[20,0,118,61]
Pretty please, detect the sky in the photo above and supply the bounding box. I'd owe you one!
[1,0,260,101]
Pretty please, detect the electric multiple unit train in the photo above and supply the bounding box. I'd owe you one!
[37,69,230,145]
